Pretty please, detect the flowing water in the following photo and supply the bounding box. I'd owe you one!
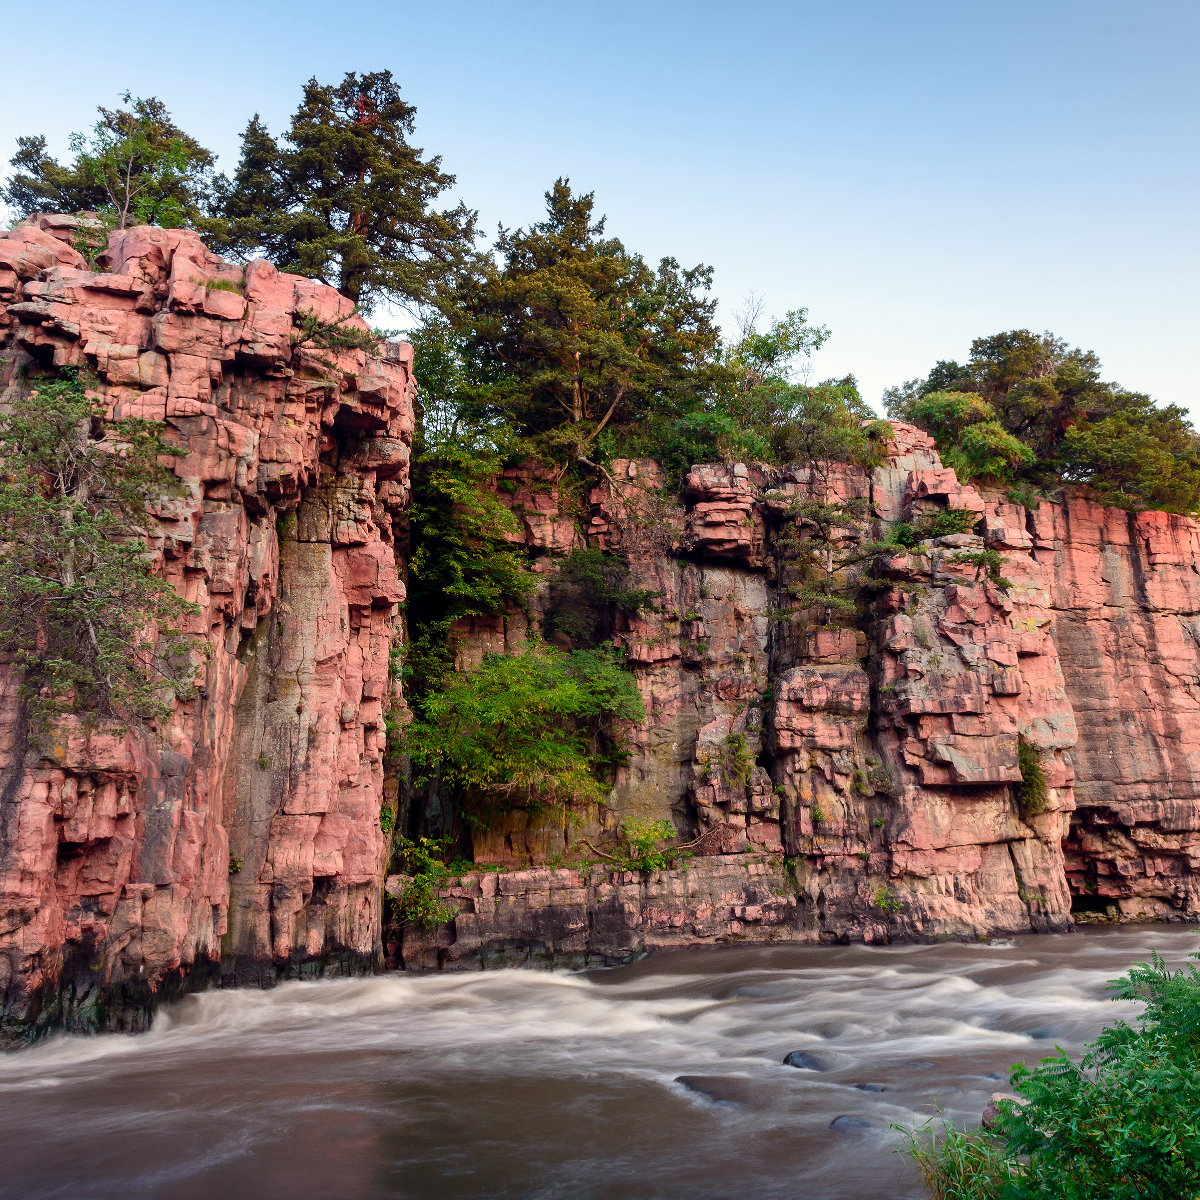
[2,926,1197,1199]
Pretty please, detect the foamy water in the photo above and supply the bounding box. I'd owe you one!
[1,926,1196,1198]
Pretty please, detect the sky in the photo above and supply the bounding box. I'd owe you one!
[3,0,1197,415]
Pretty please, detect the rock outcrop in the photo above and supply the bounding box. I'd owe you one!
[1035,501,1200,920]
[0,217,413,1040]
[409,421,1198,968]
[1,217,1197,1031]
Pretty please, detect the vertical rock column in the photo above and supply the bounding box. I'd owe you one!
[0,218,415,1035]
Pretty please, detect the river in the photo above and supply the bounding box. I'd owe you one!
[1,925,1196,1199]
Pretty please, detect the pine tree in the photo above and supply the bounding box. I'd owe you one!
[205,71,476,313]
[447,179,723,459]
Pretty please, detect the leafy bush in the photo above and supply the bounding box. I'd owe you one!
[546,548,660,645]
[389,837,458,928]
[405,643,645,822]
[947,550,1012,590]
[620,818,682,871]
[895,950,1200,1199]
[952,420,1036,482]
[889,509,979,547]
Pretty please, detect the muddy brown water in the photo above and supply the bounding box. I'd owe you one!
[1,926,1197,1199]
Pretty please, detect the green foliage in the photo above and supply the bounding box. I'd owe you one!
[405,643,645,820]
[390,837,459,928]
[205,71,477,311]
[905,390,997,447]
[763,375,878,471]
[885,330,1200,513]
[783,495,871,625]
[895,950,1200,1200]
[701,731,755,788]
[546,548,660,646]
[951,421,1036,483]
[1015,736,1048,815]
[947,550,1012,590]
[3,94,214,228]
[872,884,903,914]
[291,306,389,360]
[1058,410,1200,513]
[893,1117,1010,1200]
[228,854,242,875]
[407,443,535,632]
[887,508,979,548]
[619,818,681,871]
[445,179,724,462]
[599,408,767,487]
[0,369,198,733]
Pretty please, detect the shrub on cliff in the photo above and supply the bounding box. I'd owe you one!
[895,950,1200,1199]
[0,369,199,731]
[884,330,1200,512]
[405,643,644,829]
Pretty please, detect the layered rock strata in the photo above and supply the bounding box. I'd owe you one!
[414,420,1198,969]
[0,217,413,1039]
[395,853,806,969]
[2,215,1198,1025]
[1034,501,1200,919]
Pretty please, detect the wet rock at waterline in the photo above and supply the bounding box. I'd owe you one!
[783,1050,830,1071]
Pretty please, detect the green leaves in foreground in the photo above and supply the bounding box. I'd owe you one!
[0,370,198,732]
[895,949,1200,1200]
[405,643,644,818]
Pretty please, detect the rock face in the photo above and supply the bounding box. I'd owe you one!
[0,218,413,1040]
[409,421,1198,969]
[394,853,808,969]
[1034,501,1200,920]
[2,217,1198,1029]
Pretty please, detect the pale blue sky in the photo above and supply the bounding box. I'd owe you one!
[4,1,1196,414]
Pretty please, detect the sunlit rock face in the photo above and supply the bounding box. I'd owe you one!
[0,218,414,1039]
[434,421,1198,967]
[1033,500,1200,920]
[1,218,1197,1025]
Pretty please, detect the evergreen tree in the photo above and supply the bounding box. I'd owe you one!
[3,95,214,229]
[205,71,476,312]
[446,179,724,460]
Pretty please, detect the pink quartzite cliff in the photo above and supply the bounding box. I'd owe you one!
[0,217,413,1040]
[1,219,1198,1034]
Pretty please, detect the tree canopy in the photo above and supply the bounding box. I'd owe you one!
[204,70,477,312]
[884,330,1200,511]
[3,94,215,231]
[441,179,724,458]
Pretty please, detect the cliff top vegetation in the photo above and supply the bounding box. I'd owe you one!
[884,332,1200,514]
